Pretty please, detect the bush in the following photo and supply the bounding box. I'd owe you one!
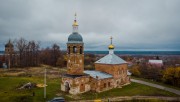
[163,67,180,87]
[130,65,141,77]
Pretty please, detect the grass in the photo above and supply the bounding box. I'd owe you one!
[0,76,73,102]
[114,99,173,102]
[79,82,178,100]
[131,76,180,90]
[0,71,179,102]
[0,77,178,102]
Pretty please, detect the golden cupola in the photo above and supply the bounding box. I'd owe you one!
[108,36,115,49]
[73,20,78,26]
[72,13,79,33]
[72,13,78,26]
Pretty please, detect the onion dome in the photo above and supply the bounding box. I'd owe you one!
[67,13,83,44]
[108,36,114,49]
[108,44,115,49]
[73,20,78,26]
[68,32,83,43]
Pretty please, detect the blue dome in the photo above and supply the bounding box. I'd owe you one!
[68,32,83,43]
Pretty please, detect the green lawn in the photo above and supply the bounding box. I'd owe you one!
[0,76,72,102]
[0,77,178,102]
[79,82,178,100]
[131,76,180,90]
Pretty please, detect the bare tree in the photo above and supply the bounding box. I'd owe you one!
[15,38,40,67]
[15,38,27,67]
[52,43,61,67]
[39,43,62,67]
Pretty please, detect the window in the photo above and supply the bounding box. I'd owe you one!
[108,82,110,87]
[68,46,70,54]
[104,83,106,88]
[80,46,83,54]
[117,81,119,85]
[73,46,77,53]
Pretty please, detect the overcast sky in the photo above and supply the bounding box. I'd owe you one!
[0,0,180,51]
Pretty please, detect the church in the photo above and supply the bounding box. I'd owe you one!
[61,14,130,95]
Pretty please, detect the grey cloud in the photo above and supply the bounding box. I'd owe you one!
[0,0,180,51]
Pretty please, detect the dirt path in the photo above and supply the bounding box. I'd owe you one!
[70,96,180,102]
[131,79,180,95]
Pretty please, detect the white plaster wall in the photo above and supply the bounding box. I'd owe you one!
[69,84,90,95]
[85,84,91,92]
[69,86,79,95]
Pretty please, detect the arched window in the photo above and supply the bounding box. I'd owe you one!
[117,81,119,85]
[73,46,77,53]
[68,46,70,54]
[80,46,83,54]
[108,82,111,87]
[104,83,106,88]
[65,82,70,93]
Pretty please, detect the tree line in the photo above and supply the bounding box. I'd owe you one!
[4,38,97,69]
[130,63,180,87]
[6,38,66,68]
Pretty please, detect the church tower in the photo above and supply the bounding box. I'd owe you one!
[67,13,84,75]
[4,39,14,68]
[5,39,14,54]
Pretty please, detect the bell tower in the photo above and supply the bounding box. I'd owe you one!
[67,13,84,75]
[5,39,14,54]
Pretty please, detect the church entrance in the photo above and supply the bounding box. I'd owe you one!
[65,82,70,93]
[80,84,85,92]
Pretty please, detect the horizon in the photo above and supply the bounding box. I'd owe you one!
[1,50,180,52]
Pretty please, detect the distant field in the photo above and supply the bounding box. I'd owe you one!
[0,76,178,102]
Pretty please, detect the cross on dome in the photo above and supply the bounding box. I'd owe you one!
[110,36,113,44]
[108,36,114,49]
[73,13,78,26]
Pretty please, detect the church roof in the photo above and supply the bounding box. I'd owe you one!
[95,53,127,64]
[84,70,112,79]
[62,73,89,78]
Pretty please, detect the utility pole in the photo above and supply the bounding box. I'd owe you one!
[44,68,46,98]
